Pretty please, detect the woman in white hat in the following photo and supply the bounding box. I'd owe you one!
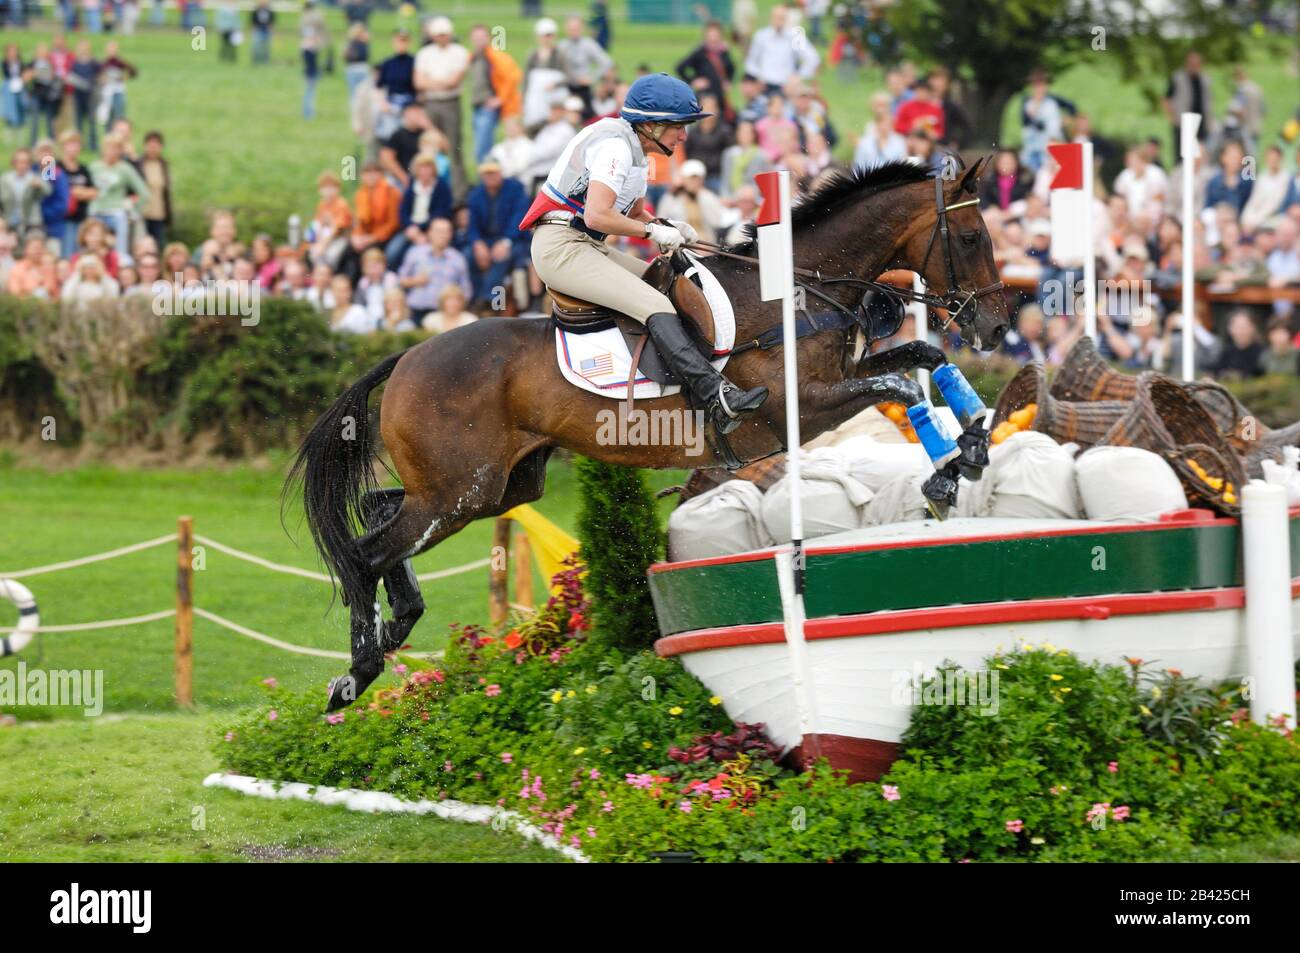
[523,17,567,133]
[519,73,767,435]
[655,158,726,245]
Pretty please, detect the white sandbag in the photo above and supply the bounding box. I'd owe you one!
[1075,446,1188,521]
[762,448,875,543]
[957,430,1081,519]
[863,472,932,525]
[836,436,932,493]
[668,480,772,560]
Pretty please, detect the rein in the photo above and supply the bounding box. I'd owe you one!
[690,177,1004,342]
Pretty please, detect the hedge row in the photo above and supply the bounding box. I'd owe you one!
[0,294,422,456]
[4,293,1300,457]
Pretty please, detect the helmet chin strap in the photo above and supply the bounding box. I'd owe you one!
[637,123,676,156]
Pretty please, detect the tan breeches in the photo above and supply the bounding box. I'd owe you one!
[530,222,673,324]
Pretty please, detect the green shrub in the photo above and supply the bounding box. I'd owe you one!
[574,457,664,653]
[217,636,1300,863]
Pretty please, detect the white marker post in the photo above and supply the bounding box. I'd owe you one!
[755,169,821,763]
[1180,113,1202,382]
[1081,140,1096,340]
[1241,482,1298,731]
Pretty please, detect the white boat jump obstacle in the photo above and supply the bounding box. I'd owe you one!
[0,579,38,658]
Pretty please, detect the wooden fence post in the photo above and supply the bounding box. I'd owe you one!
[512,529,534,609]
[489,517,511,624]
[175,515,194,708]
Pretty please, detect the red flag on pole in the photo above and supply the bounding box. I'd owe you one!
[1047,143,1084,190]
[754,171,792,302]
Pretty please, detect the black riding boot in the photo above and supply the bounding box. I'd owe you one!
[645,312,768,435]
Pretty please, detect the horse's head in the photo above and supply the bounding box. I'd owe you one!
[900,157,1010,352]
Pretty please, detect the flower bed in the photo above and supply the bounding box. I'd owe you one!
[217,562,1300,862]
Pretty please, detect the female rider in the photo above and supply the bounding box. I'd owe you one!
[519,72,767,435]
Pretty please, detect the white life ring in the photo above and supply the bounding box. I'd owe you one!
[0,579,38,657]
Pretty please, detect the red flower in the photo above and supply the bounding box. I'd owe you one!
[504,631,523,649]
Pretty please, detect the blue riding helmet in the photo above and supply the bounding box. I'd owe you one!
[620,73,713,125]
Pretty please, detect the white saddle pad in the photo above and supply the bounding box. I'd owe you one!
[554,253,735,400]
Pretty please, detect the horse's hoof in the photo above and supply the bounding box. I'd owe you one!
[325,675,357,712]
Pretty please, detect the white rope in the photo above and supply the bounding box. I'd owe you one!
[415,558,491,581]
[0,534,177,579]
[195,535,334,582]
[194,608,351,660]
[194,534,491,584]
[0,609,175,634]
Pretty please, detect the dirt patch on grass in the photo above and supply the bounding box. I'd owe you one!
[237,843,345,862]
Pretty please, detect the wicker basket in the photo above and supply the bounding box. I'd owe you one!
[993,362,1127,451]
[679,453,788,502]
[1049,336,1139,402]
[1096,373,1246,515]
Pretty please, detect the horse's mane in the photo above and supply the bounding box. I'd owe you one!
[726,160,933,254]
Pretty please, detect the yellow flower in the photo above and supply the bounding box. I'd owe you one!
[1021,644,1034,652]
[602,747,612,754]
[1060,687,1072,693]
[1139,704,1152,716]
[1041,642,1057,653]
[642,741,653,749]
[566,690,576,699]
[551,690,563,703]
[1150,686,1163,700]
[1030,837,1045,845]
[668,706,683,716]
[995,663,1009,671]
[709,696,723,706]
[1057,650,1070,657]
[585,684,598,695]
[1049,674,1064,682]
[572,747,586,756]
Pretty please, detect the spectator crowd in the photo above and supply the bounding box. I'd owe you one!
[1,2,1299,377]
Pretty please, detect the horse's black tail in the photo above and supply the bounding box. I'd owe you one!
[283,349,407,610]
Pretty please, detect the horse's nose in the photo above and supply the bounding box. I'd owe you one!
[985,322,1008,350]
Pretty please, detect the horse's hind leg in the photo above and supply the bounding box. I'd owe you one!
[361,488,425,655]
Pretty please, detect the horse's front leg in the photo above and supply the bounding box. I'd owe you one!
[854,340,946,379]
[803,372,925,432]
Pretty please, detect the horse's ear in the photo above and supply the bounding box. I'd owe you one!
[960,155,988,194]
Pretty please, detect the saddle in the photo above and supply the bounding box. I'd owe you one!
[547,253,718,385]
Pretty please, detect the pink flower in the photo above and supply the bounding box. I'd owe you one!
[325,713,345,725]
[1107,761,1119,773]
[261,677,278,689]
[570,835,582,848]
[679,800,693,814]
[1086,802,1111,822]
[224,731,235,742]
[478,677,487,685]
[1112,805,1131,822]
[267,709,278,722]
[500,752,513,764]
[443,761,454,772]
[602,801,614,813]
[881,784,901,801]
[1005,819,1024,833]
[485,684,501,697]
[958,858,971,864]
[394,664,408,676]
[587,826,597,839]
[431,670,445,683]
[589,768,600,780]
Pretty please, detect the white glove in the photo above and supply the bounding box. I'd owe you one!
[646,221,686,251]
[668,219,699,245]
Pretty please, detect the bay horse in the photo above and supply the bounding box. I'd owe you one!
[287,159,1011,710]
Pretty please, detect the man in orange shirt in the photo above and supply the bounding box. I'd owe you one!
[346,161,402,280]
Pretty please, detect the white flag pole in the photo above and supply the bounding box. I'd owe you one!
[911,272,930,399]
[1180,112,1202,382]
[762,169,821,763]
[1082,139,1096,341]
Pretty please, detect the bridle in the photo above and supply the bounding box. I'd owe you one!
[693,175,1005,334]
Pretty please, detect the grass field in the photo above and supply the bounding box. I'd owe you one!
[2,4,1295,245]
[0,455,685,718]
[0,456,688,861]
